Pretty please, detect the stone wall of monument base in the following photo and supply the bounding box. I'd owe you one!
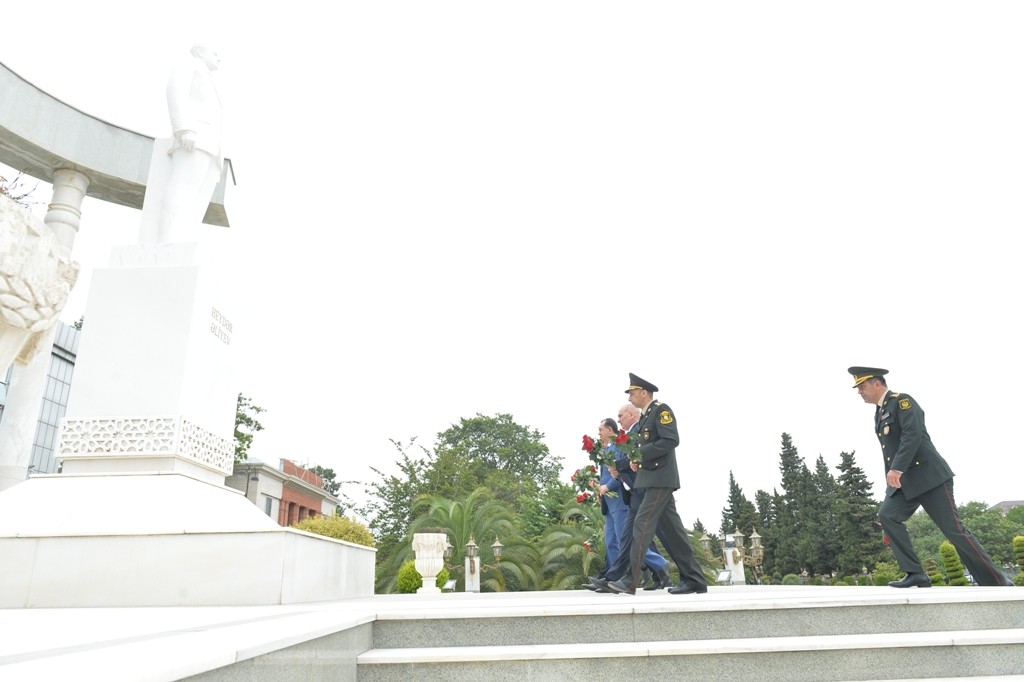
[0,528,376,608]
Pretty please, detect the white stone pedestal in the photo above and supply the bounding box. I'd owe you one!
[59,243,234,483]
[0,242,377,607]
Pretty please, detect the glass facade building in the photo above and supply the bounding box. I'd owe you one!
[0,321,80,476]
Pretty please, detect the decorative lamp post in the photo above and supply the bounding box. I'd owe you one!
[699,533,711,557]
[491,537,503,563]
[749,529,763,583]
[465,536,481,593]
[242,463,260,502]
[721,530,746,585]
[443,538,453,561]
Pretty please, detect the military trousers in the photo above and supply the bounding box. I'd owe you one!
[629,486,705,589]
[878,478,1009,586]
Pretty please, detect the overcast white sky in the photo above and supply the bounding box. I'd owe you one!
[3,2,1022,531]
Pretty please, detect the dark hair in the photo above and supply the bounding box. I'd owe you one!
[871,376,888,387]
[602,418,617,431]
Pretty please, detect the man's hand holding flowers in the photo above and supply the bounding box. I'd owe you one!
[614,428,643,463]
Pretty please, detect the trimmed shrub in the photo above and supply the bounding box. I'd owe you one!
[872,561,899,586]
[397,560,450,594]
[292,515,375,548]
[940,541,969,586]
[781,574,800,586]
[923,556,945,586]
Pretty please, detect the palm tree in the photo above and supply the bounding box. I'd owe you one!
[378,487,538,592]
[538,504,605,590]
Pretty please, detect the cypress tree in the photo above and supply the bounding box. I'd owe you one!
[834,451,885,576]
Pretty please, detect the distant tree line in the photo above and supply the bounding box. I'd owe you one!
[357,420,1023,592]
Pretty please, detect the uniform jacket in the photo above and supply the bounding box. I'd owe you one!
[634,400,681,490]
[875,390,954,500]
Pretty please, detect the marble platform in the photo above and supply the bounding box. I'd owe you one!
[1,586,1021,681]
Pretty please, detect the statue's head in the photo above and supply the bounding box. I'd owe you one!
[191,43,220,72]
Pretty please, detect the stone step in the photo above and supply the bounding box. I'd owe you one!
[357,628,1024,682]
[370,588,1024,649]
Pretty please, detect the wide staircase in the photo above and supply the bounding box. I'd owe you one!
[353,586,1024,681]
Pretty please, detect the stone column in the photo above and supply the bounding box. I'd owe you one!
[0,169,88,493]
[45,168,90,252]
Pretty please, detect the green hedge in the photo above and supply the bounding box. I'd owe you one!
[292,515,375,547]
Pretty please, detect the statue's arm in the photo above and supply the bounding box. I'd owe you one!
[166,62,197,150]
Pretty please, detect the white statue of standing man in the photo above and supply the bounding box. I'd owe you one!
[139,43,224,245]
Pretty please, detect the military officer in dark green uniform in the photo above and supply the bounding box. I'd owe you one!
[608,373,708,595]
[850,367,1009,587]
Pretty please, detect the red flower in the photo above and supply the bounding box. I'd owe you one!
[582,434,596,452]
[615,429,629,445]
[576,493,588,503]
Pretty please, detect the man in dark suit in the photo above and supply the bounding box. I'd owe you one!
[850,367,1009,587]
[609,373,707,595]
[588,404,670,591]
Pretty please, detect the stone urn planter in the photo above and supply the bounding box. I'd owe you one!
[411,532,447,594]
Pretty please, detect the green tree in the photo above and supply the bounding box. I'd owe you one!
[357,414,556,575]
[308,465,340,496]
[753,489,777,575]
[720,471,759,539]
[233,393,265,463]
[834,451,883,575]
[769,433,811,576]
[427,413,560,509]
[1006,505,1024,530]
[1013,536,1024,586]
[692,518,720,565]
[803,456,840,575]
[357,438,430,571]
[516,479,576,539]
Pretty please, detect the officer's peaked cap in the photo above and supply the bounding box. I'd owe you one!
[848,366,888,388]
[625,373,659,393]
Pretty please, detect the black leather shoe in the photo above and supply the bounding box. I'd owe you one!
[590,577,610,589]
[643,569,671,591]
[593,586,614,593]
[582,581,599,591]
[668,581,708,595]
[607,579,636,595]
[888,572,931,588]
[638,567,653,588]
